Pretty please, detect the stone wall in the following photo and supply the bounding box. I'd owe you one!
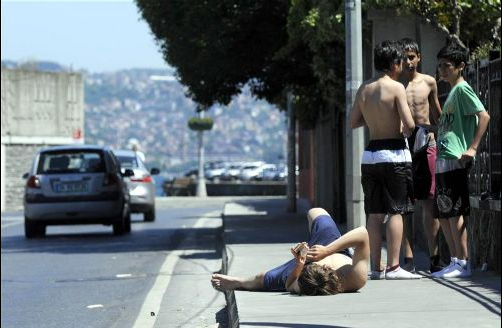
[468,205,501,273]
[4,144,44,211]
[413,201,501,273]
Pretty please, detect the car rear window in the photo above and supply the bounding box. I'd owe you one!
[37,150,106,174]
[116,156,138,169]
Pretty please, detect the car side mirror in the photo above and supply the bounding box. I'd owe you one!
[22,172,29,179]
[122,169,135,177]
[150,168,160,175]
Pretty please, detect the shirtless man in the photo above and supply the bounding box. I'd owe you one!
[398,38,444,274]
[211,208,369,295]
[350,40,420,279]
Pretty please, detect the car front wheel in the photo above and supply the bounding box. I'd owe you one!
[144,205,155,222]
[25,218,46,239]
[113,207,131,235]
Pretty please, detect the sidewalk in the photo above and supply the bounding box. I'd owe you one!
[221,198,501,328]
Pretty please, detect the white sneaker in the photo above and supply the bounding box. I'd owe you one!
[431,259,456,278]
[369,270,385,280]
[441,262,472,278]
[385,267,421,280]
[402,262,416,274]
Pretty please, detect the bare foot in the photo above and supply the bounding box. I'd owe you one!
[211,274,242,291]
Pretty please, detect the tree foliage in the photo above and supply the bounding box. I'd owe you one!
[285,0,346,126]
[135,0,346,128]
[135,0,499,128]
[364,0,501,52]
[135,1,289,108]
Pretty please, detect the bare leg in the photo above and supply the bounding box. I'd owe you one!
[402,212,414,260]
[438,219,456,258]
[367,213,385,271]
[421,199,440,257]
[307,208,330,233]
[386,213,403,268]
[211,273,265,291]
[449,215,468,260]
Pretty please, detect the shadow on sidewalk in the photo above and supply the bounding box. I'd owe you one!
[223,199,312,245]
[429,273,501,317]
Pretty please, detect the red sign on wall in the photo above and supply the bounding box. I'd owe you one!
[72,128,82,140]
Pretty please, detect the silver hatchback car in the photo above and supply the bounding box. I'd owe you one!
[113,149,159,222]
[23,145,134,238]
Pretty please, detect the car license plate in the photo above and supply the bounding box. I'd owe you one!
[55,182,89,193]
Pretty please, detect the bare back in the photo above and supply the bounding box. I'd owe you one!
[352,75,414,140]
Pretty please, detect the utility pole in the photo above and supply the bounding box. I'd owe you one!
[196,111,207,197]
[345,0,365,229]
[286,91,297,213]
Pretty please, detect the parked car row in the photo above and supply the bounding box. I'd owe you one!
[184,161,289,182]
[22,145,160,238]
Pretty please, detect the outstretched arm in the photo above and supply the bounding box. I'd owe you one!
[307,226,368,262]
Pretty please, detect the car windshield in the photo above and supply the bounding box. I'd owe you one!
[37,150,105,174]
[117,155,138,169]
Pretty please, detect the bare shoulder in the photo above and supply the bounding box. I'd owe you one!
[337,264,367,292]
[419,73,438,86]
[359,77,376,89]
[387,78,406,92]
[356,78,375,98]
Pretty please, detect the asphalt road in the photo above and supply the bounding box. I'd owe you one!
[1,197,231,328]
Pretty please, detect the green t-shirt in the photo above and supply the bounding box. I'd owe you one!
[437,81,485,159]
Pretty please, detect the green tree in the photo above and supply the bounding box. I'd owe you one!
[135,1,289,108]
[364,0,501,52]
[135,0,346,128]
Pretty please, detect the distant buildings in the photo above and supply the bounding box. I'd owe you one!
[84,69,287,174]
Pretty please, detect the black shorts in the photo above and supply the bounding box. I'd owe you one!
[361,139,414,215]
[361,162,414,215]
[434,166,470,218]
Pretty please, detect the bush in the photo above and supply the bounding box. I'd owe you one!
[188,117,214,131]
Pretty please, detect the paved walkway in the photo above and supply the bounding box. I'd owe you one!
[221,198,501,328]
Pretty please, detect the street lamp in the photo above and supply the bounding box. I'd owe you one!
[188,111,214,197]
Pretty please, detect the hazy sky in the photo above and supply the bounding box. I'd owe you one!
[1,0,169,72]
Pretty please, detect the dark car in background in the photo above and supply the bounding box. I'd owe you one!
[22,145,134,238]
[113,149,159,221]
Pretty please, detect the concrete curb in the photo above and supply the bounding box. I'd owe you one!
[220,206,240,328]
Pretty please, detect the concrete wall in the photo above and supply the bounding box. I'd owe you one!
[1,69,84,139]
[0,68,84,211]
[1,144,5,211]
[367,10,447,77]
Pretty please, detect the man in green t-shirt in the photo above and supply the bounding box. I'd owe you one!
[432,43,490,279]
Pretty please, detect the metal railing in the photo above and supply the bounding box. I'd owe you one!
[437,57,501,198]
